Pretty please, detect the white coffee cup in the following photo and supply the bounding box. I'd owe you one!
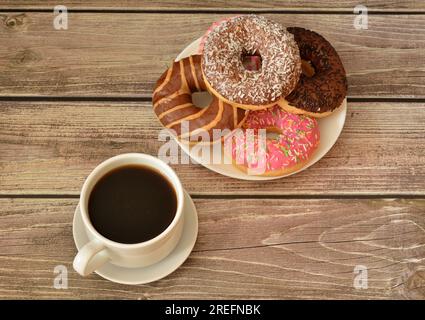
[73,153,184,276]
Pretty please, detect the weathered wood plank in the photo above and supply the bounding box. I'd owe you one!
[0,13,424,98]
[1,1,424,11]
[0,198,424,299]
[0,101,424,195]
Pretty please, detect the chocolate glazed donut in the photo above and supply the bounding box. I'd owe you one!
[202,15,301,110]
[278,27,347,118]
[153,55,247,143]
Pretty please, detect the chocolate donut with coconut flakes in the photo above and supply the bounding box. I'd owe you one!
[201,15,301,110]
[153,55,247,143]
[278,27,348,118]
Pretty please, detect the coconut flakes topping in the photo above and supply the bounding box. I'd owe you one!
[202,15,301,105]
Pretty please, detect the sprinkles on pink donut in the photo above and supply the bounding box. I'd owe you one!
[224,105,320,176]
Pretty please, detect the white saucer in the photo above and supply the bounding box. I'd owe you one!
[174,38,347,181]
[72,190,198,285]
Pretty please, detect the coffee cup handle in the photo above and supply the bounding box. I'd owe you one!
[73,240,110,276]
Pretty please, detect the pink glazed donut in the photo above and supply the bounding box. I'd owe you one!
[224,105,320,176]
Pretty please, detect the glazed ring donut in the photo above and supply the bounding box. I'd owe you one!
[224,105,320,176]
[198,16,238,54]
[202,15,301,110]
[278,27,348,118]
[199,16,261,71]
[153,55,247,143]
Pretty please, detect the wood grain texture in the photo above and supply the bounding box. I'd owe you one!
[0,13,424,98]
[0,197,424,299]
[0,101,424,196]
[0,3,424,300]
[1,0,424,11]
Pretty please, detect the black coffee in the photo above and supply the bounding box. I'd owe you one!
[88,165,177,244]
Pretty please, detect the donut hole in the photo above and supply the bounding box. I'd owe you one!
[265,127,282,141]
[301,60,316,77]
[241,50,262,71]
[192,91,213,109]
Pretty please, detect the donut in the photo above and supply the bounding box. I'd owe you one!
[198,16,238,54]
[278,27,348,118]
[224,105,320,176]
[153,55,247,143]
[202,15,302,110]
[199,16,261,71]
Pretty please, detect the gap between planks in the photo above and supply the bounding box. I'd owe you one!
[0,9,425,14]
[0,96,425,103]
[1,194,425,199]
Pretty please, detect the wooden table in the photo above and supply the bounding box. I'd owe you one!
[0,1,424,300]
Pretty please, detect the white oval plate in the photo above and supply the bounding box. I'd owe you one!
[174,37,347,181]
